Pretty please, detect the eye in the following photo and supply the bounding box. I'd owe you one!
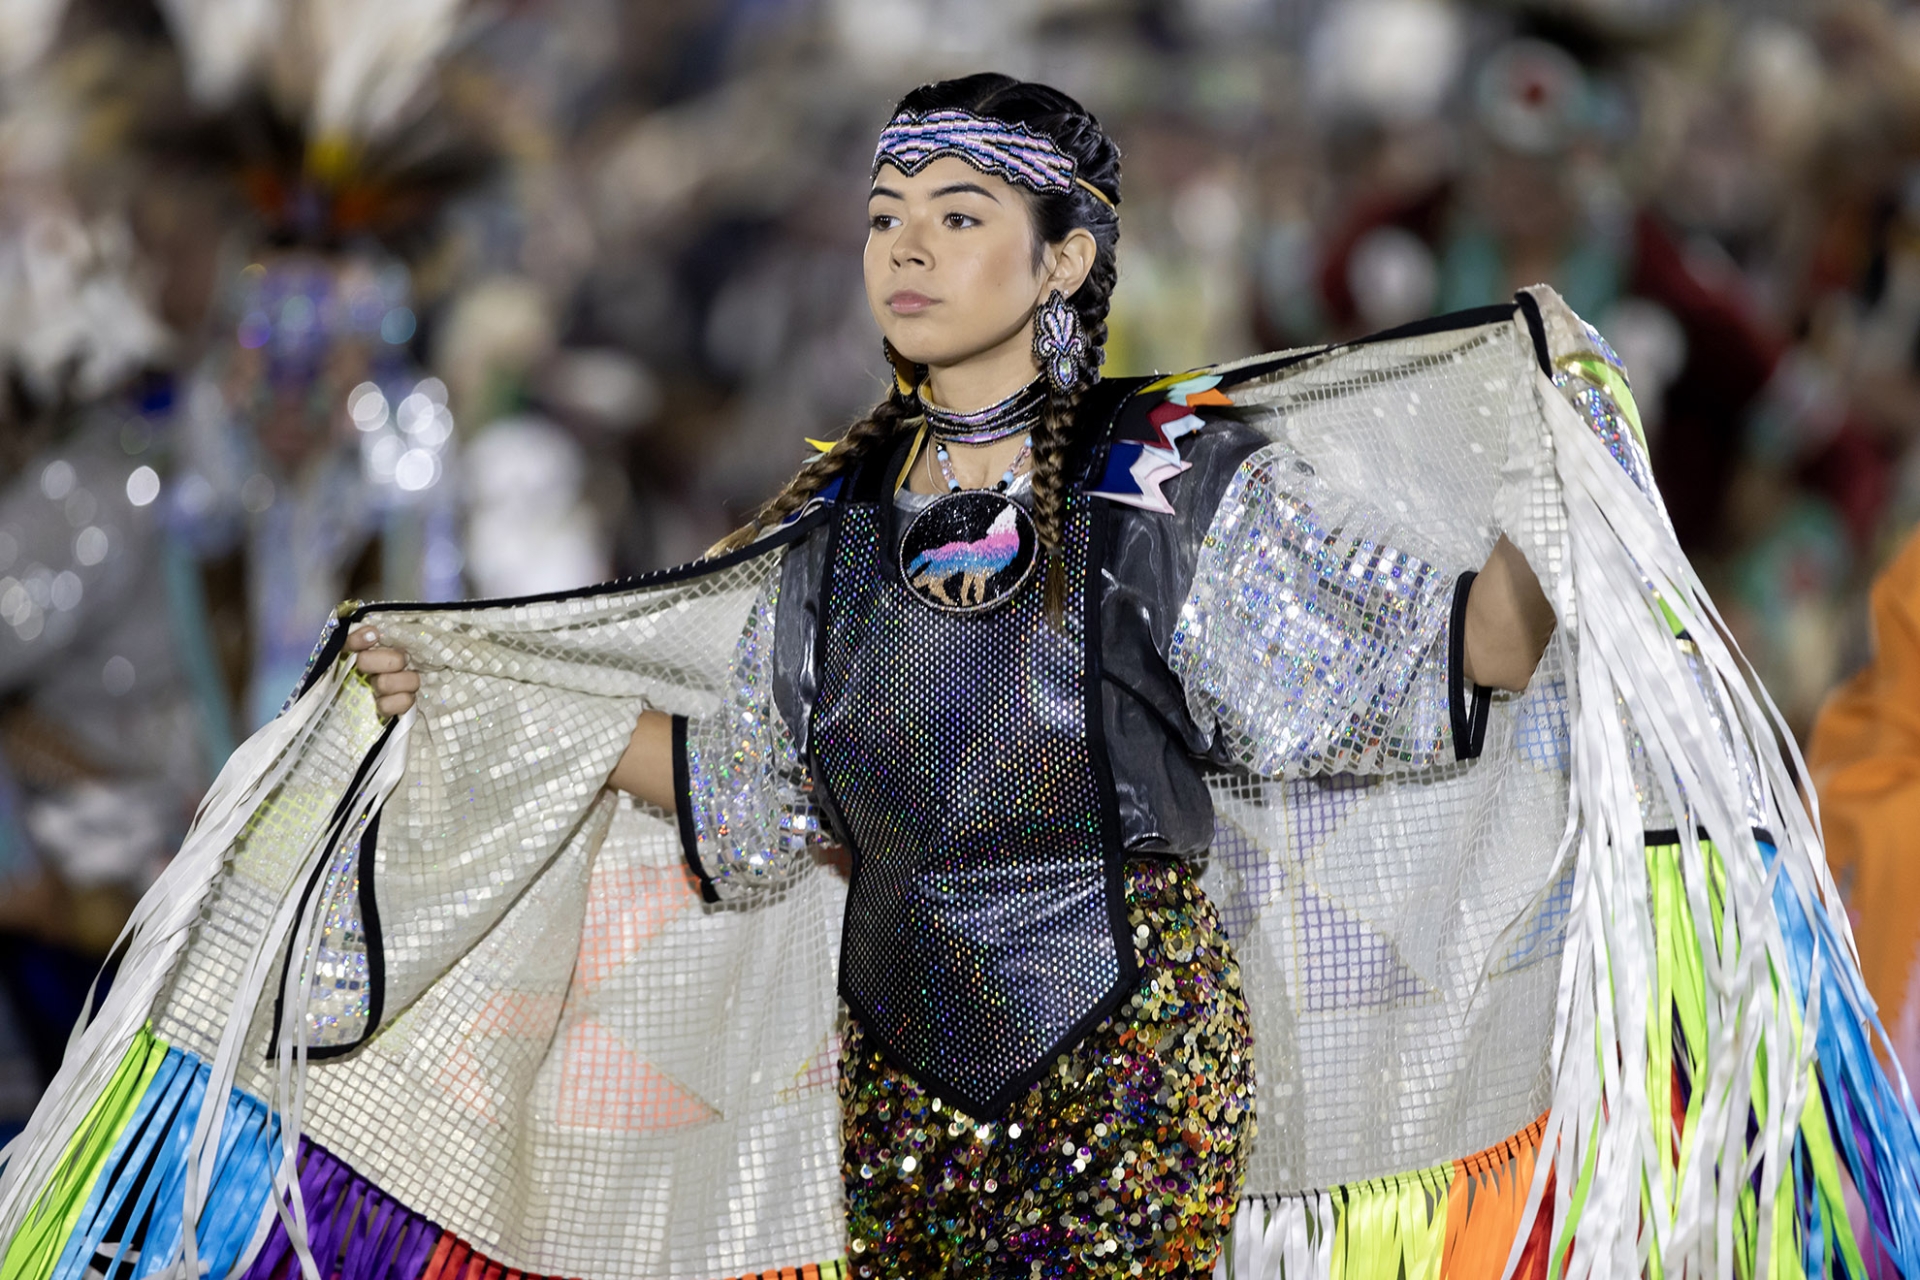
[943,211,978,230]
[869,213,899,231]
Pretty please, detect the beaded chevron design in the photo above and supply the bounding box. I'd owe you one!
[873,109,1077,195]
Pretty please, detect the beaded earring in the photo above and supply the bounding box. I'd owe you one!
[1032,290,1087,395]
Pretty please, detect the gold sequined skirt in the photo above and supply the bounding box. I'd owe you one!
[839,858,1255,1279]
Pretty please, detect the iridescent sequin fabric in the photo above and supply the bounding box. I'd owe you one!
[813,495,1126,1118]
[683,572,826,898]
[1169,443,1454,777]
[1553,371,1654,497]
[841,859,1253,1279]
[301,811,375,1046]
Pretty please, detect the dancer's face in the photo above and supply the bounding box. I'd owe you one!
[865,156,1094,375]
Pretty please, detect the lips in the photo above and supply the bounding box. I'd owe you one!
[888,291,935,314]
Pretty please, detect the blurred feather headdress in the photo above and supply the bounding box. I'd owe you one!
[142,0,492,246]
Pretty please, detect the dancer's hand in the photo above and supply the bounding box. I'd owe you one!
[347,625,419,717]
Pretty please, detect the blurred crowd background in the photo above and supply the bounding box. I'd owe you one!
[1,0,1919,1138]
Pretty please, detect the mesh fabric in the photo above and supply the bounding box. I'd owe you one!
[153,544,850,1278]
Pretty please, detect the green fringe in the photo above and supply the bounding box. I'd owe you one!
[1330,1163,1448,1280]
[1642,841,1861,1277]
[0,1028,168,1280]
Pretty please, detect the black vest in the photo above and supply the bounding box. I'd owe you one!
[809,381,1143,1118]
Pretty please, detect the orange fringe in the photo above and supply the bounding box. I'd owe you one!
[417,1233,575,1280]
[1440,1113,1553,1279]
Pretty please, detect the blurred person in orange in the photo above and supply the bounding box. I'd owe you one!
[1810,526,1920,1077]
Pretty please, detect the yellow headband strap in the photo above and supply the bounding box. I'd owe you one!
[1075,176,1116,209]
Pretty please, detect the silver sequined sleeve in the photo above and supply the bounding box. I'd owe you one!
[677,536,829,901]
[1168,443,1459,777]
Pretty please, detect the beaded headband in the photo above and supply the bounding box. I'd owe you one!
[873,108,1116,208]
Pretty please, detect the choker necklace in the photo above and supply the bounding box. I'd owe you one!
[921,378,1044,445]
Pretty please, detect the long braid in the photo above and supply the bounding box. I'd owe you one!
[709,390,914,556]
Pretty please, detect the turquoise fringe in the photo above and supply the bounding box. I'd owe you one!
[48,1047,278,1280]
[1765,840,1920,1274]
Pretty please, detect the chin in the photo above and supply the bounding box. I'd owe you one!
[884,336,950,368]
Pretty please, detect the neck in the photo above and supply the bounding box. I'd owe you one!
[923,323,1042,413]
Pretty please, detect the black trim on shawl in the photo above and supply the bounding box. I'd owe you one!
[294,507,834,702]
[1355,303,1520,349]
[1515,291,1553,376]
[266,716,397,1062]
[1134,301,1526,411]
[1448,572,1492,762]
[671,714,719,904]
[1644,826,1777,848]
[358,809,386,1040]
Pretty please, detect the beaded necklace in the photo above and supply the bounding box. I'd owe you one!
[921,377,1044,446]
[933,434,1032,494]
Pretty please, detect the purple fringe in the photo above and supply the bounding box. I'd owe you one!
[238,1138,443,1280]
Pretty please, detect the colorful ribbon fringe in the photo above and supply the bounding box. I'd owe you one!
[16,1018,1899,1280]
[0,1028,279,1280]
[1224,1116,1555,1280]
[0,1029,851,1280]
[238,1139,440,1280]
[1636,837,1872,1280]
[1757,836,1920,1275]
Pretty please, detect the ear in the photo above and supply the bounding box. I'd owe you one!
[1037,227,1097,301]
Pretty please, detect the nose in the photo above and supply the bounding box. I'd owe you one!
[890,215,931,269]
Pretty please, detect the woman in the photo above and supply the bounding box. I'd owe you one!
[356,74,1552,1277]
[2,74,1915,1280]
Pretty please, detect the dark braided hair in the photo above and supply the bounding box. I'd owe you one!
[711,73,1122,572]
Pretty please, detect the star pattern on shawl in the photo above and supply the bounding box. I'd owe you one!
[435,991,569,1123]
[432,857,724,1131]
[1086,373,1233,513]
[552,860,718,1132]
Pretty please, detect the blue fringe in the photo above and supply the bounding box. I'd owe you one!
[49,1047,279,1280]
[1765,839,1920,1275]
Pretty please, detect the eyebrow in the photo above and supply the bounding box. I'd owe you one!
[867,181,1002,203]
[931,181,999,202]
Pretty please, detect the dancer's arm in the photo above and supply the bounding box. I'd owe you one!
[606,709,677,812]
[347,626,678,811]
[1462,535,1555,692]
